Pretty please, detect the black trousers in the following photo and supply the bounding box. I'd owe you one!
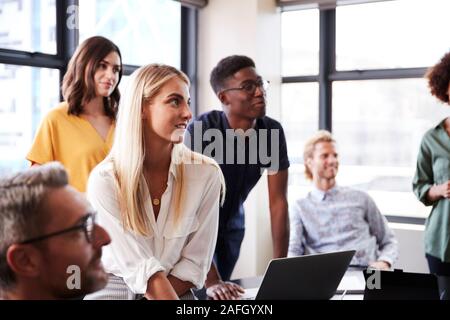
[426,253,450,300]
[214,229,245,281]
[426,253,450,276]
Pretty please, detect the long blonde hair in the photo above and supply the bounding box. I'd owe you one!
[108,64,224,236]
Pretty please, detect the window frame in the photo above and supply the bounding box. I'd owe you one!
[0,0,199,184]
[281,6,429,225]
[0,0,198,114]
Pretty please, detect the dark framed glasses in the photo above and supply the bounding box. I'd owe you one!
[19,212,96,245]
[221,79,269,95]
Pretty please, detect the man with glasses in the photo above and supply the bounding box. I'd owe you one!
[186,55,290,299]
[0,162,111,299]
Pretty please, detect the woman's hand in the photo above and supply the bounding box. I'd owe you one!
[427,181,450,202]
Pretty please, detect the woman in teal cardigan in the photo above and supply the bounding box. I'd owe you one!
[413,51,450,276]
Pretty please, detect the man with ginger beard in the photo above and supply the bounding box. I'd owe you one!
[0,162,111,299]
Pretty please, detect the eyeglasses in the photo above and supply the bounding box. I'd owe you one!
[221,79,269,95]
[19,213,96,245]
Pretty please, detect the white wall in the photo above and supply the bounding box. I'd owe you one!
[391,223,428,274]
[198,0,281,116]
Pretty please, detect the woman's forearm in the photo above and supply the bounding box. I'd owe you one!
[144,271,179,300]
[167,274,195,297]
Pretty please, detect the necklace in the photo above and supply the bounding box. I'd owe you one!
[152,198,160,206]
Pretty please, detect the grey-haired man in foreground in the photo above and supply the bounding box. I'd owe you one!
[0,162,111,299]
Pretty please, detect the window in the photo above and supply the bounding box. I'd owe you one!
[281,82,319,164]
[0,64,59,175]
[333,79,448,218]
[336,0,450,70]
[281,1,449,220]
[0,0,56,54]
[282,9,319,76]
[0,0,196,176]
[282,82,319,203]
[79,0,181,67]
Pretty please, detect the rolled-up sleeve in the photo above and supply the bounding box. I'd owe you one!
[87,165,165,294]
[366,195,398,266]
[27,115,55,165]
[170,167,221,289]
[412,137,434,206]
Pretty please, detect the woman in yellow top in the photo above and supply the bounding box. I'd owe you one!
[27,36,123,192]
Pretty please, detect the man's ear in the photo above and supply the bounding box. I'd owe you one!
[305,157,313,171]
[218,92,228,106]
[6,244,42,278]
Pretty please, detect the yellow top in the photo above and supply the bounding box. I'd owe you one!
[27,102,115,192]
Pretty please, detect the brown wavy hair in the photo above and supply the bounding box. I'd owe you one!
[426,51,450,104]
[62,36,123,120]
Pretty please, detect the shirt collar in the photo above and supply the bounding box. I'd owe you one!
[310,185,338,201]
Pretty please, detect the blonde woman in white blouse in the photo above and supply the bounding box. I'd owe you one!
[85,64,225,300]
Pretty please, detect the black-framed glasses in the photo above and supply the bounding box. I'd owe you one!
[19,213,96,245]
[221,79,270,95]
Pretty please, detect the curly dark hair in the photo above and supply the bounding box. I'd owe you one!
[426,51,450,104]
[210,55,256,95]
[62,36,123,120]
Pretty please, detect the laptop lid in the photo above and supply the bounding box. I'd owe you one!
[255,250,356,300]
[363,269,440,300]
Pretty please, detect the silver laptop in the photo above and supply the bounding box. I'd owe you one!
[242,250,356,300]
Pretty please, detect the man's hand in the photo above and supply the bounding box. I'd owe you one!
[206,280,245,300]
[369,260,391,270]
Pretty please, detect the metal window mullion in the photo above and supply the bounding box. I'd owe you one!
[56,0,79,95]
[318,9,335,132]
[181,5,198,117]
[282,75,319,83]
[0,49,65,68]
[329,67,428,81]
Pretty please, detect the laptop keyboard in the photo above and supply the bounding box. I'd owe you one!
[238,287,258,300]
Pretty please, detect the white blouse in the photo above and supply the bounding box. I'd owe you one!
[86,158,221,294]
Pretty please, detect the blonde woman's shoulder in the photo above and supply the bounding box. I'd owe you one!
[182,149,221,179]
[87,159,115,190]
[178,144,225,204]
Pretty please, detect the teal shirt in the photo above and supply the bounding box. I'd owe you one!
[412,118,450,262]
